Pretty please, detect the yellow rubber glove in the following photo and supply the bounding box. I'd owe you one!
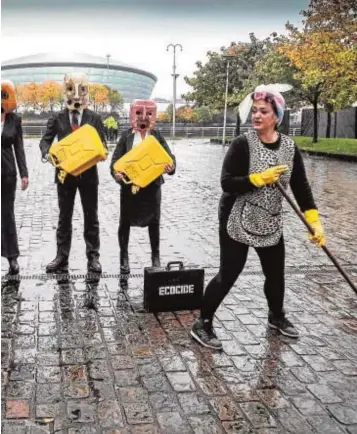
[249,165,289,187]
[304,209,326,247]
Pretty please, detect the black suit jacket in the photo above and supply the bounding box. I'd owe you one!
[39,108,107,185]
[1,112,28,179]
[110,128,176,188]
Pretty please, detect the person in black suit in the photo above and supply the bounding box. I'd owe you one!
[1,80,29,275]
[110,100,175,274]
[39,73,107,275]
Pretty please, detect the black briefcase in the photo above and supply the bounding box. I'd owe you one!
[144,261,204,313]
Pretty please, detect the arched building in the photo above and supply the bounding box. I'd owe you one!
[1,52,157,102]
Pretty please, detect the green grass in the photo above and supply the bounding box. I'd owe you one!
[295,136,357,156]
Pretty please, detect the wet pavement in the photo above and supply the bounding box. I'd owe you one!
[2,138,357,433]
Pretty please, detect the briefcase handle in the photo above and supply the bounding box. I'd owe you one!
[166,261,184,270]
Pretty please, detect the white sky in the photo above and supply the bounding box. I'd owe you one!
[1,0,308,100]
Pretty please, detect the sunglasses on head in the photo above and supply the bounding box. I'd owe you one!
[251,91,275,102]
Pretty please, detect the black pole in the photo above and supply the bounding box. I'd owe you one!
[276,181,357,295]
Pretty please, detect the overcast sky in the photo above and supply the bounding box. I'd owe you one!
[1,0,309,99]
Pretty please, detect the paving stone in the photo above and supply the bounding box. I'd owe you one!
[222,420,256,433]
[118,387,149,403]
[189,414,224,434]
[290,393,327,415]
[1,422,28,434]
[123,403,154,425]
[157,411,190,434]
[307,383,343,403]
[36,383,61,403]
[240,402,277,428]
[98,401,124,428]
[141,373,171,392]
[307,415,346,433]
[67,401,96,422]
[37,365,61,383]
[130,425,160,434]
[327,402,357,424]
[114,369,139,387]
[209,396,243,421]
[177,392,211,415]
[6,400,30,418]
[10,364,36,381]
[167,371,196,392]
[149,392,180,413]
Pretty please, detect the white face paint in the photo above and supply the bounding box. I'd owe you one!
[63,73,89,111]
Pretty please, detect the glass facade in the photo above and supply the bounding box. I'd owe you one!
[1,65,157,102]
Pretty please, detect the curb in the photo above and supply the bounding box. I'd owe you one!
[209,138,357,162]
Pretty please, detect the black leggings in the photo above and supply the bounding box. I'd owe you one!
[118,222,160,255]
[201,225,285,320]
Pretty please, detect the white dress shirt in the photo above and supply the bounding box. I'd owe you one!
[69,109,83,127]
[132,130,148,148]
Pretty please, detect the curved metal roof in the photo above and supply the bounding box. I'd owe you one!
[2,52,157,82]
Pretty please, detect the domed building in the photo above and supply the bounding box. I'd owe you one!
[1,52,157,102]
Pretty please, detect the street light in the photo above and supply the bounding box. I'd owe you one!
[166,43,183,139]
[106,53,111,69]
[222,54,234,146]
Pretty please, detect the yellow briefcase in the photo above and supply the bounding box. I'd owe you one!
[113,135,173,193]
[49,124,107,183]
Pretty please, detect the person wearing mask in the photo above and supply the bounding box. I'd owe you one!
[39,73,107,275]
[1,80,29,275]
[110,99,175,274]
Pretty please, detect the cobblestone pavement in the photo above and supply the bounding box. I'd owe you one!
[2,138,357,433]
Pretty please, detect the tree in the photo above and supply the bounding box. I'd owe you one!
[194,106,213,123]
[166,104,173,122]
[176,106,198,123]
[229,40,303,111]
[279,29,357,142]
[38,80,62,113]
[16,82,43,112]
[89,84,109,112]
[105,86,124,113]
[182,33,269,110]
[157,112,169,122]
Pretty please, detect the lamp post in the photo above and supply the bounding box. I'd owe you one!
[166,43,183,139]
[222,55,234,146]
[106,53,111,69]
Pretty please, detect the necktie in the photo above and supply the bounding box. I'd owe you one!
[71,110,79,131]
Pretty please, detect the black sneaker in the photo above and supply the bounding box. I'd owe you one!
[268,315,299,338]
[191,318,223,350]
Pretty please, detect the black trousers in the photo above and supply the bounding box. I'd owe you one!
[1,176,19,259]
[56,182,100,260]
[118,222,160,256]
[201,223,285,320]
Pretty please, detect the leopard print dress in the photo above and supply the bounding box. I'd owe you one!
[227,130,295,248]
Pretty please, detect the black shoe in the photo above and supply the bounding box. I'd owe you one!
[191,318,223,350]
[268,315,299,338]
[87,258,102,274]
[8,258,20,275]
[151,253,161,268]
[46,256,68,273]
[120,254,130,274]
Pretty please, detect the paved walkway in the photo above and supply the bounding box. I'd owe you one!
[2,138,357,433]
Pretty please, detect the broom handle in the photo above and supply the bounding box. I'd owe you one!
[276,181,357,295]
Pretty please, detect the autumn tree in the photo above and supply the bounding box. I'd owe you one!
[89,84,109,112]
[279,0,357,142]
[16,82,43,112]
[157,112,169,122]
[38,80,62,113]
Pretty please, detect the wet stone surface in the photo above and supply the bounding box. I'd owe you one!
[1,138,357,432]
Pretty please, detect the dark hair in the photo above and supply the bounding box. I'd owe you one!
[251,92,279,117]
